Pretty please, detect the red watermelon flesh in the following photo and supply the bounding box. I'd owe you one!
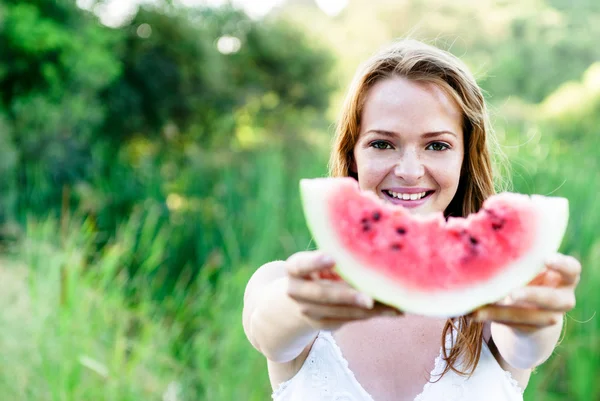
[300,177,569,317]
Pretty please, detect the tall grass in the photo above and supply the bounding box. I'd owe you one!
[0,146,329,400]
[508,148,600,401]
[0,216,183,400]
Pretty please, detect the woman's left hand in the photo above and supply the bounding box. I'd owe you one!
[473,253,581,332]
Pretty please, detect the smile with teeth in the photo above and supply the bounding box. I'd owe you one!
[385,190,429,200]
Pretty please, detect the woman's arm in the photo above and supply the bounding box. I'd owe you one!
[243,251,401,364]
[243,260,319,363]
[475,253,580,369]
[490,317,563,369]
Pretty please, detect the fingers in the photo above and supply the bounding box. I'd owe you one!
[494,322,553,334]
[286,251,335,278]
[298,302,401,322]
[545,254,581,286]
[317,269,342,281]
[284,251,404,329]
[473,254,581,331]
[472,305,560,327]
[288,278,374,308]
[528,269,562,287]
[510,286,576,312]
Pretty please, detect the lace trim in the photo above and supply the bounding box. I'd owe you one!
[271,331,324,399]
[272,330,524,400]
[503,369,524,395]
[272,379,291,400]
[481,338,525,396]
[413,348,445,401]
[319,331,376,401]
[324,331,455,401]
[271,331,376,400]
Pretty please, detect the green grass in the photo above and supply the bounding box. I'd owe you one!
[508,149,600,401]
[0,146,326,401]
[0,216,183,400]
[0,213,274,401]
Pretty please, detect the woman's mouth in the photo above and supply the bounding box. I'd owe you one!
[382,189,434,208]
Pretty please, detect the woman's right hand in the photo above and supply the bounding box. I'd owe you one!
[286,250,403,331]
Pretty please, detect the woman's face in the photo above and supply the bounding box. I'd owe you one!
[352,76,464,215]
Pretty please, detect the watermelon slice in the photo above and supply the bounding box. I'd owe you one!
[300,177,569,317]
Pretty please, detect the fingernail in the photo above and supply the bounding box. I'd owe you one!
[545,254,560,266]
[320,254,335,265]
[356,294,374,309]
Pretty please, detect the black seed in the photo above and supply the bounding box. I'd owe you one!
[469,236,478,245]
[372,211,381,221]
[362,224,370,232]
[391,243,402,250]
[484,208,505,231]
[396,227,406,235]
[360,217,368,224]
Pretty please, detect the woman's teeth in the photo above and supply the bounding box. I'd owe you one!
[386,190,428,200]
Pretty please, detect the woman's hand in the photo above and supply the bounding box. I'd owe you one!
[473,253,581,332]
[286,251,402,331]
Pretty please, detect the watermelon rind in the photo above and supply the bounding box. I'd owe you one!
[300,178,569,318]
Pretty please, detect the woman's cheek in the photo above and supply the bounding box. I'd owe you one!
[433,154,462,186]
[356,163,380,192]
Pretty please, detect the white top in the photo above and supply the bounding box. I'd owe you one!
[272,331,524,401]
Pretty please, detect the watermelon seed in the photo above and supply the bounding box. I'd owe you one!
[391,243,402,250]
[396,227,406,235]
[459,230,479,247]
[484,208,505,231]
[372,211,381,221]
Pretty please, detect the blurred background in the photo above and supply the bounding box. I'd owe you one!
[0,0,598,400]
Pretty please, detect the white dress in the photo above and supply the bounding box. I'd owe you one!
[272,331,524,401]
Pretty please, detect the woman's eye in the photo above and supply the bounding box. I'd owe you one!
[371,140,392,150]
[427,142,450,151]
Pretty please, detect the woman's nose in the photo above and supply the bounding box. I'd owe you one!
[393,151,425,183]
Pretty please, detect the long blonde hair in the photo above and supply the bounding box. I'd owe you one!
[328,39,504,377]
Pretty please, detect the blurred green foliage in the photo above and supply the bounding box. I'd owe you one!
[0,0,598,400]
[0,0,334,280]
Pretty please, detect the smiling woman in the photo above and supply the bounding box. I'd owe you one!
[242,39,582,401]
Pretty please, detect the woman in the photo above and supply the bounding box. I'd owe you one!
[242,39,581,401]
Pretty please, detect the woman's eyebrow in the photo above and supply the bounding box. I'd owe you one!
[364,129,457,139]
[422,131,457,139]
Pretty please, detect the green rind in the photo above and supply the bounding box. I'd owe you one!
[300,178,569,318]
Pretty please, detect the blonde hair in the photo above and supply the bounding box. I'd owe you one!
[328,39,506,378]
